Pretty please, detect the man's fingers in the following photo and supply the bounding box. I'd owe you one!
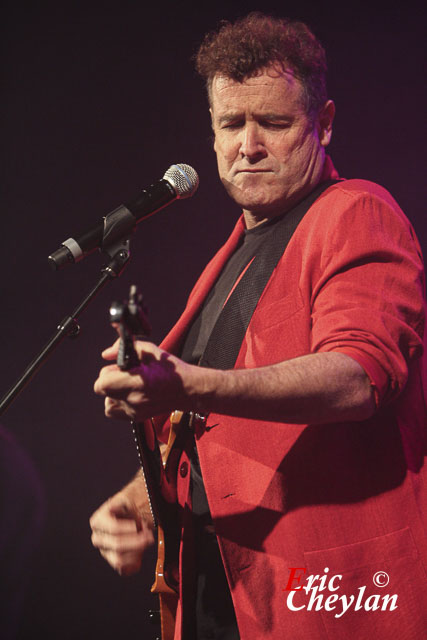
[101,339,154,362]
[94,366,143,397]
[108,501,142,525]
[99,548,143,576]
[90,513,140,536]
[91,527,154,553]
[91,522,155,576]
[101,338,121,361]
[104,397,129,419]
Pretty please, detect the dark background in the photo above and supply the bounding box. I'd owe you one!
[0,1,425,638]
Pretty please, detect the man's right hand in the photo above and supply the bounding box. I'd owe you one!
[90,489,155,576]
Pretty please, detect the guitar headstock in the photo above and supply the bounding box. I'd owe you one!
[109,285,152,370]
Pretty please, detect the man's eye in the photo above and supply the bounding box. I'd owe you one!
[262,121,289,129]
[221,121,243,129]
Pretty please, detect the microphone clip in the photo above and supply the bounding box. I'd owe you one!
[99,205,137,277]
[101,205,136,257]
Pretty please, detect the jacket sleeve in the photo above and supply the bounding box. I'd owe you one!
[309,181,426,407]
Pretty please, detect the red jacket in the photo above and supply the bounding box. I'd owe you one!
[159,161,427,639]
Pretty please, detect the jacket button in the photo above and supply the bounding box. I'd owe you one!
[179,462,189,478]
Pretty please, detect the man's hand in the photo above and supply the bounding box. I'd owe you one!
[93,340,198,423]
[90,490,155,576]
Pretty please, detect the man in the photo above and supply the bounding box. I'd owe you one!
[90,13,427,640]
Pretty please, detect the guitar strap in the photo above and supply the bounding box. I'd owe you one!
[198,180,338,371]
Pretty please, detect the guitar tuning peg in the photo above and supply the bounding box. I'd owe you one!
[128,284,151,337]
[129,284,138,302]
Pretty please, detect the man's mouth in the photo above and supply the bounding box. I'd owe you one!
[235,168,272,174]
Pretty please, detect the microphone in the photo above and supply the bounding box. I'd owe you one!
[48,163,199,270]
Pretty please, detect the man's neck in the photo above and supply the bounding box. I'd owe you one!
[243,179,322,230]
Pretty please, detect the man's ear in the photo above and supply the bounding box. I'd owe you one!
[317,100,335,147]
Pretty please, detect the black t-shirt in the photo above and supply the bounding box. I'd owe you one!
[180,218,277,366]
[178,218,280,639]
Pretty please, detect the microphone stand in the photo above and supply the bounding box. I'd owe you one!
[0,236,132,418]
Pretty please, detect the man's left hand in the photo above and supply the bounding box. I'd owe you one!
[94,340,196,422]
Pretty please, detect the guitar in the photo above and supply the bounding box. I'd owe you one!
[110,285,190,640]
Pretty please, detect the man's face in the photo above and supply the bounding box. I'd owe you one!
[210,66,333,226]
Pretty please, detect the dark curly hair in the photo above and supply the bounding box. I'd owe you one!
[195,12,328,117]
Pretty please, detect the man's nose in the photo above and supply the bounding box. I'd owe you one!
[239,124,267,160]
